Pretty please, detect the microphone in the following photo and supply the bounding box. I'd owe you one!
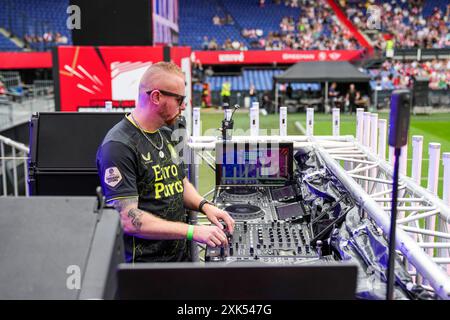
[386,89,411,300]
[221,104,240,140]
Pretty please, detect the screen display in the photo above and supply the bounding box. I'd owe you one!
[215,142,293,185]
[54,46,191,112]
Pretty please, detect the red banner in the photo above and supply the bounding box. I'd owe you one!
[0,52,52,69]
[56,46,190,112]
[191,50,364,65]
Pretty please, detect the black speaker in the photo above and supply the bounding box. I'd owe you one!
[0,197,124,299]
[29,112,125,196]
[413,76,429,106]
[70,0,153,46]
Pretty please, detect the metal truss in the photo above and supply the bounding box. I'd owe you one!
[188,135,450,299]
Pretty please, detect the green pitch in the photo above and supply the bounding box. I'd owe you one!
[194,109,450,200]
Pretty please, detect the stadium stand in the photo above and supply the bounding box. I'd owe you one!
[179,0,361,50]
[0,0,72,51]
[179,0,249,50]
[193,69,320,92]
[0,32,20,51]
[367,58,450,90]
[343,0,449,49]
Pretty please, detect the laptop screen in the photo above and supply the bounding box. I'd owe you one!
[215,142,293,185]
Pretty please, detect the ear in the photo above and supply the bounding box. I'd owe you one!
[149,90,161,105]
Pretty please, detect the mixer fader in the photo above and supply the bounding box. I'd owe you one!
[205,221,319,263]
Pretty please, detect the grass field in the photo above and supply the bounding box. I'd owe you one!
[195,109,450,200]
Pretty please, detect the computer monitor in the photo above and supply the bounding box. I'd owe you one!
[117,262,357,300]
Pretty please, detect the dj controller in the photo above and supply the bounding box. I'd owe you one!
[214,185,306,222]
[205,185,334,265]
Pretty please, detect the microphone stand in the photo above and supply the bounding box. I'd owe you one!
[386,147,401,300]
[221,104,240,141]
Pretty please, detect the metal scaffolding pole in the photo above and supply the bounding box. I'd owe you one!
[188,134,450,299]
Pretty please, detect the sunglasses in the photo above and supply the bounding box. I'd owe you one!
[147,89,186,107]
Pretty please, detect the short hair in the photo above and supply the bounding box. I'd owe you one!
[139,62,184,92]
[148,61,184,77]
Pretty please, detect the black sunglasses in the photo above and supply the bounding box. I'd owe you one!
[147,89,186,106]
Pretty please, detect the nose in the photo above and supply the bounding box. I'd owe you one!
[180,100,187,111]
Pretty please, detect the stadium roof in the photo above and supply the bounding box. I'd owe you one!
[274,61,371,83]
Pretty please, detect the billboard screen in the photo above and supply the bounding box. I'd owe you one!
[54,46,190,112]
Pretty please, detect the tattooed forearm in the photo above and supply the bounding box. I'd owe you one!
[127,208,144,232]
[109,197,144,233]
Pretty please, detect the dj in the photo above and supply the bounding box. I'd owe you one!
[97,62,235,263]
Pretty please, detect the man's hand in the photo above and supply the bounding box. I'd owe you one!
[203,204,235,234]
[192,225,229,247]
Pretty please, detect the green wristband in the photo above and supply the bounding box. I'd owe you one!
[186,225,194,241]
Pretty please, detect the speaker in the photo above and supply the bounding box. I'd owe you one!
[70,0,153,46]
[413,76,429,106]
[0,197,124,299]
[29,112,125,195]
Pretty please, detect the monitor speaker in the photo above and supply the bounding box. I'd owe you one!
[29,112,125,195]
[0,197,124,299]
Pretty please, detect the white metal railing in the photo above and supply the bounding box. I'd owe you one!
[187,105,450,299]
[0,135,29,196]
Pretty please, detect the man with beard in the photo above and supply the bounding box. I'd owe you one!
[97,62,234,263]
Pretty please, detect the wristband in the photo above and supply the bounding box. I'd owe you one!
[198,199,211,213]
[186,225,194,241]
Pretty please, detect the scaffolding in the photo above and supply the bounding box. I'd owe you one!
[187,106,450,299]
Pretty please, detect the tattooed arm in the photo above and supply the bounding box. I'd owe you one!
[109,197,228,247]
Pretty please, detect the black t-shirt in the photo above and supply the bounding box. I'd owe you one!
[96,115,189,263]
[348,90,357,103]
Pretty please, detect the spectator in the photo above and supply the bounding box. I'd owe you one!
[212,15,222,26]
[225,14,234,25]
[286,83,293,99]
[261,92,273,113]
[208,38,218,50]
[328,82,340,108]
[0,81,8,104]
[201,36,209,50]
[249,84,258,104]
[0,81,6,96]
[205,66,214,78]
[201,82,211,108]
[221,81,231,107]
[345,83,359,114]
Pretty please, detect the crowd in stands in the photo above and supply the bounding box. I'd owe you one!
[201,36,248,51]
[343,0,450,49]
[203,0,361,51]
[212,14,234,26]
[369,58,450,90]
[23,31,68,49]
[259,0,302,8]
